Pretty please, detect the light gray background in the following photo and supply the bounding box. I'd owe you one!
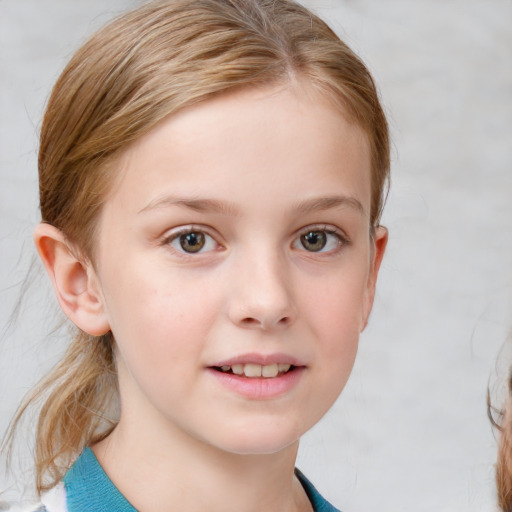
[1,1,511,511]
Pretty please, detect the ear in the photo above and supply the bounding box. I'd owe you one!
[34,223,110,336]
[360,225,388,331]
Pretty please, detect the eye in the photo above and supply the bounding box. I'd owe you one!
[167,230,218,254]
[293,228,345,253]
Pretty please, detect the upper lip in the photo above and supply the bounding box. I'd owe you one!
[210,353,306,368]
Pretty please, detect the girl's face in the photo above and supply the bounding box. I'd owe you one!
[92,83,386,455]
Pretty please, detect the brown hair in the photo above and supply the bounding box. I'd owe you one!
[9,0,390,493]
[490,372,512,511]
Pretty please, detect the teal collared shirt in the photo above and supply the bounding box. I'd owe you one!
[63,448,341,512]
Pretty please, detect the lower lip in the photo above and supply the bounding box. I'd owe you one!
[207,367,305,400]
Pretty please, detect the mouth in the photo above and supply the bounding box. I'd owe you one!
[207,356,305,398]
[211,363,295,379]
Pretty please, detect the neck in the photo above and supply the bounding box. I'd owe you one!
[93,418,310,512]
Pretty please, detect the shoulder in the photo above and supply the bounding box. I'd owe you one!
[6,483,67,512]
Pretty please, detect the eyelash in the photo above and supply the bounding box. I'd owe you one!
[161,224,349,256]
[161,226,221,256]
[293,225,349,254]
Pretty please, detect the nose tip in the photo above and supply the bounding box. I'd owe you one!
[238,311,294,330]
[227,258,297,331]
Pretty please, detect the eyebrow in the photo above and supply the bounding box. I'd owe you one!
[138,194,365,216]
[294,195,366,216]
[138,196,240,216]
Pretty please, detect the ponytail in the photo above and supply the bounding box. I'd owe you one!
[6,332,118,493]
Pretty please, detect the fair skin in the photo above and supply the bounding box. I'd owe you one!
[35,83,387,512]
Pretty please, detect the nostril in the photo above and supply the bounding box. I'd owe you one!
[278,316,290,326]
[239,315,290,328]
[241,317,259,326]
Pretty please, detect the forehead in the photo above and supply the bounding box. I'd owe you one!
[107,83,372,217]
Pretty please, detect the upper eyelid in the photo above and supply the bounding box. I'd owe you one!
[162,224,220,242]
[162,226,222,257]
[292,226,350,255]
[295,224,349,241]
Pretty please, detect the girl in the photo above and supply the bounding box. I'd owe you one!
[6,0,389,510]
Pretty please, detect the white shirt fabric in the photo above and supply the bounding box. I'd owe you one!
[8,483,67,512]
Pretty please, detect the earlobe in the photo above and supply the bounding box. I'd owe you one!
[34,223,110,336]
[360,225,388,332]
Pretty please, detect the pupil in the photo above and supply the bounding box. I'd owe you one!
[180,232,205,253]
[302,231,326,252]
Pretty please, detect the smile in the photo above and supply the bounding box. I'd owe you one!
[208,363,304,400]
[208,354,306,398]
[215,363,293,378]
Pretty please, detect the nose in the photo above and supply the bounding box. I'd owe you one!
[227,250,297,331]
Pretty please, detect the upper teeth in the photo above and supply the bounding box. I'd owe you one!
[219,363,291,378]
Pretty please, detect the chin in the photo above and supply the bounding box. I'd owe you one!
[206,422,304,457]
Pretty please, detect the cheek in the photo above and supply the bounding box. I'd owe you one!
[108,282,222,412]
[102,261,221,366]
[301,267,369,346]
